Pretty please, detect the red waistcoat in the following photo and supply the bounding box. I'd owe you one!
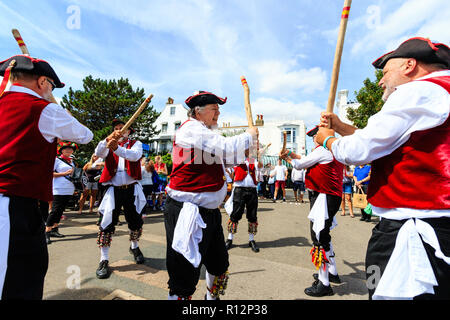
[169,120,225,193]
[368,75,450,209]
[305,151,343,197]
[0,91,56,202]
[234,161,257,185]
[99,139,142,183]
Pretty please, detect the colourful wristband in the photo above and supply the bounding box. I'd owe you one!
[287,150,292,157]
[323,136,335,151]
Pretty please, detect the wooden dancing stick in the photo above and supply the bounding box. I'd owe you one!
[282,131,287,153]
[120,94,154,135]
[241,76,254,128]
[12,29,30,55]
[325,0,352,115]
[11,28,59,105]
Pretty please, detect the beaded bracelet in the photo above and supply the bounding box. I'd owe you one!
[323,136,335,151]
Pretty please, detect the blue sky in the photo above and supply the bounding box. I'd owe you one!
[1,0,449,133]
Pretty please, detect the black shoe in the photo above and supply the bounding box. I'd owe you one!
[304,280,334,297]
[360,216,366,221]
[96,260,111,279]
[249,240,260,253]
[225,239,233,250]
[365,216,372,222]
[49,228,65,238]
[204,294,220,300]
[129,247,145,264]
[45,232,52,244]
[313,273,341,284]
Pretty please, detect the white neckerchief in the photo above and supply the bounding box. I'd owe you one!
[171,202,206,268]
[307,193,337,242]
[99,183,146,230]
[373,218,450,299]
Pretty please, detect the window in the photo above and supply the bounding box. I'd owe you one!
[170,106,176,116]
[281,127,297,143]
[174,122,181,130]
[161,123,168,133]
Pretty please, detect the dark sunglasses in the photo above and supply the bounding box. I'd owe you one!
[46,78,56,91]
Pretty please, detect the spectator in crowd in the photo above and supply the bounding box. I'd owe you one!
[45,141,79,244]
[353,164,371,222]
[256,166,267,200]
[224,168,234,204]
[267,164,276,199]
[341,165,354,217]
[155,155,168,210]
[271,158,288,202]
[140,157,156,214]
[78,154,104,214]
[291,167,306,203]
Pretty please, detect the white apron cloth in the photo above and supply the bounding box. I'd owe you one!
[307,193,337,242]
[224,187,235,216]
[373,218,450,300]
[99,183,147,230]
[172,202,207,268]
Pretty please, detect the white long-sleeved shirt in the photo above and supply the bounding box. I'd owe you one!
[331,70,450,220]
[95,139,143,187]
[8,85,93,144]
[167,117,254,209]
[291,146,333,170]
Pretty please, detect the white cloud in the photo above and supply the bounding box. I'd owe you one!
[350,0,450,56]
[251,97,323,124]
[251,59,327,96]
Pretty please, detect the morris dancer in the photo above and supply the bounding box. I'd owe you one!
[165,91,258,300]
[0,55,93,299]
[280,125,343,297]
[316,38,450,299]
[45,141,79,244]
[225,149,262,253]
[94,119,147,279]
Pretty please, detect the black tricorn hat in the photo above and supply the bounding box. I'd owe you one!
[307,126,319,137]
[185,91,227,108]
[112,118,135,134]
[0,55,65,88]
[372,37,450,69]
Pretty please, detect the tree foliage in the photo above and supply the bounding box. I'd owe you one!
[347,70,385,129]
[61,76,160,163]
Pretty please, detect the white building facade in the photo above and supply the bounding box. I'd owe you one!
[218,115,307,158]
[149,100,189,154]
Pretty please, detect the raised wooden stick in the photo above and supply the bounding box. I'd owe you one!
[326,0,352,114]
[11,28,59,105]
[241,76,254,128]
[120,94,154,134]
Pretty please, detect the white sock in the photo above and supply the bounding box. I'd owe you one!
[130,240,139,249]
[318,264,330,286]
[327,250,338,276]
[249,233,254,242]
[100,247,109,262]
[228,233,233,240]
[205,271,217,300]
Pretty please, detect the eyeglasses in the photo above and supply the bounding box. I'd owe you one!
[46,78,56,91]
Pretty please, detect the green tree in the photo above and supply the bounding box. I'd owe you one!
[347,69,384,129]
[61,76,160,162]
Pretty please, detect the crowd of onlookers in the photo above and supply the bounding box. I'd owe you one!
[48,151,372,225]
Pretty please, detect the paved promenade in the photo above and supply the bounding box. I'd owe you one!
[43,191,375,300]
